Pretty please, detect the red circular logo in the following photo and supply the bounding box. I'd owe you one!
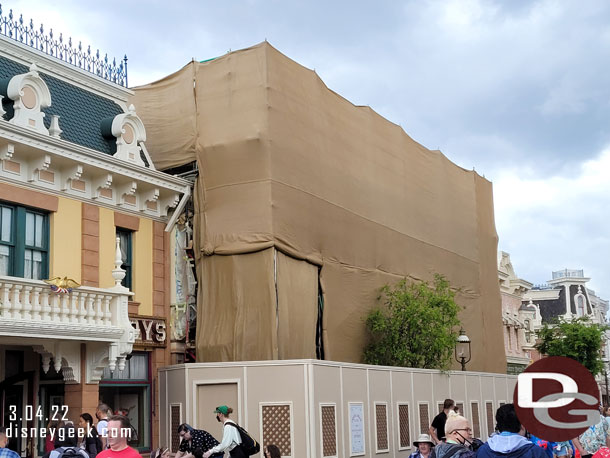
[513,356,600,441]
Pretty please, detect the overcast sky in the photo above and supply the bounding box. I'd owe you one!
[9,0,610,299]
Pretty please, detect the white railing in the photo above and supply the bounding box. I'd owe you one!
[0,277,123,326]
[0,237,133,342]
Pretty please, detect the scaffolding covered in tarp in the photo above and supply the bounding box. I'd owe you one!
[131,42,506,373]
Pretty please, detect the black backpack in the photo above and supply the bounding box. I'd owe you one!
[56,447,86,458]
[226,423,260,456]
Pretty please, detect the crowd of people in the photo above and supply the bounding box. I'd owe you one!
[415,398,610,458]
[5,398,610,457]
[0,404,268,458]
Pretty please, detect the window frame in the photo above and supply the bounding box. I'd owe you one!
[116,227,133,290]
[99,351,152,452]
[0,202,49,279]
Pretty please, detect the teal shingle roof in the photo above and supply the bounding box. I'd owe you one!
[0,55,123,155]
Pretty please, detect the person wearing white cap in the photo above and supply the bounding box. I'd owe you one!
[410,434,435,458]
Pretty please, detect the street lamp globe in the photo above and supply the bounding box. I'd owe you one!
[455,328,472,371]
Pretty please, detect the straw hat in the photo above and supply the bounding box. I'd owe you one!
[413,434,435,446]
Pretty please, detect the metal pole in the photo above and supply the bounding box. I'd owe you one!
[461,357,466,371]
[604,366,610,404]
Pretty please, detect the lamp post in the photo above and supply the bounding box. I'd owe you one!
[604,361,610,406]
[455,328,472,371]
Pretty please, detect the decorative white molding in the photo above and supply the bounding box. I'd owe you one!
[1,275,134,383]
[161,194,180,217]
[92,173,113,199]
[112,236,128,289]
[140,188,160,212]
[86,342,110,383]
[32,341,81,384]
[49,115,62,138]
[0,121,188,191]
[0,143,14,160]
[117,180,138,206]
[7,63,52,135]
[61,164,84,191]
[110,104,146,167]
[28,153,51,182]
[0,122,191,220]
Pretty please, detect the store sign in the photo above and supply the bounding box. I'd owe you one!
[130,316,167,346]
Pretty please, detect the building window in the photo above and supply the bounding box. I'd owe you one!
[524,319,531,343]
[576,294,586,317]
[0,203,48,279]
[100,352,150,451]
[116,228,133,290]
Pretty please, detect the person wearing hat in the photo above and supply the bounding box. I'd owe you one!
[202,406,244,458]
[410,434,435,458]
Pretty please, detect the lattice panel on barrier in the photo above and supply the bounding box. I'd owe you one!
[398,404,410,449]
[170,405,181,453]
[321,405,337,457]
[376,404,388,451]
[262,404,292,456]
[486,402,494,436]
[419,404,429,435]
[471,403,480,438]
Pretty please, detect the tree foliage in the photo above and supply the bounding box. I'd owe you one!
[535,317,609,376]
[363,274,462,370]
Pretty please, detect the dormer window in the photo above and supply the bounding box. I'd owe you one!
[5,63,52,135]
[575,286,587,317]
[102,104,152,167]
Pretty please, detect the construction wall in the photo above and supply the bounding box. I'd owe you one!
[132,42,505,372]
[158,360,517,458]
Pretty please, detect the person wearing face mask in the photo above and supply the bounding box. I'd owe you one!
[431,411,475,458]
[477,404,547,458]
[203,406,244,458]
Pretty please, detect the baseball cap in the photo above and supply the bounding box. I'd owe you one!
[214,405,229,415]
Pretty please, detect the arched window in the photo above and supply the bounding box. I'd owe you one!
[576,295,585,317]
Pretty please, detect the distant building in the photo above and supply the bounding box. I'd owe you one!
[498,251,541,374]
[525,269,609,325]
[524,268,610,400]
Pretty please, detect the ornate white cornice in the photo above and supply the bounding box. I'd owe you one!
[0,34,132,103]
[0,122,187,189]
[0,121,190,221]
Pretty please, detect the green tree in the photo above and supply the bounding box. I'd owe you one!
[363,274,461,370]
[535,317,609,375]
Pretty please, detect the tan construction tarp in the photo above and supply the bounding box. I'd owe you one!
[132,42,506,373]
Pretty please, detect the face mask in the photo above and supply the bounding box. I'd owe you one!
[455,431,472,448]
[216,415,221,422]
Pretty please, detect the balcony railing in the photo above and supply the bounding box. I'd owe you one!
[0,276,130,340]
[552,269,584,280]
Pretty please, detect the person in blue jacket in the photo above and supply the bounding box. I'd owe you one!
[476,404,548,458]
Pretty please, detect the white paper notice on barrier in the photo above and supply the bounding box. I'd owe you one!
[349,402,365,456]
